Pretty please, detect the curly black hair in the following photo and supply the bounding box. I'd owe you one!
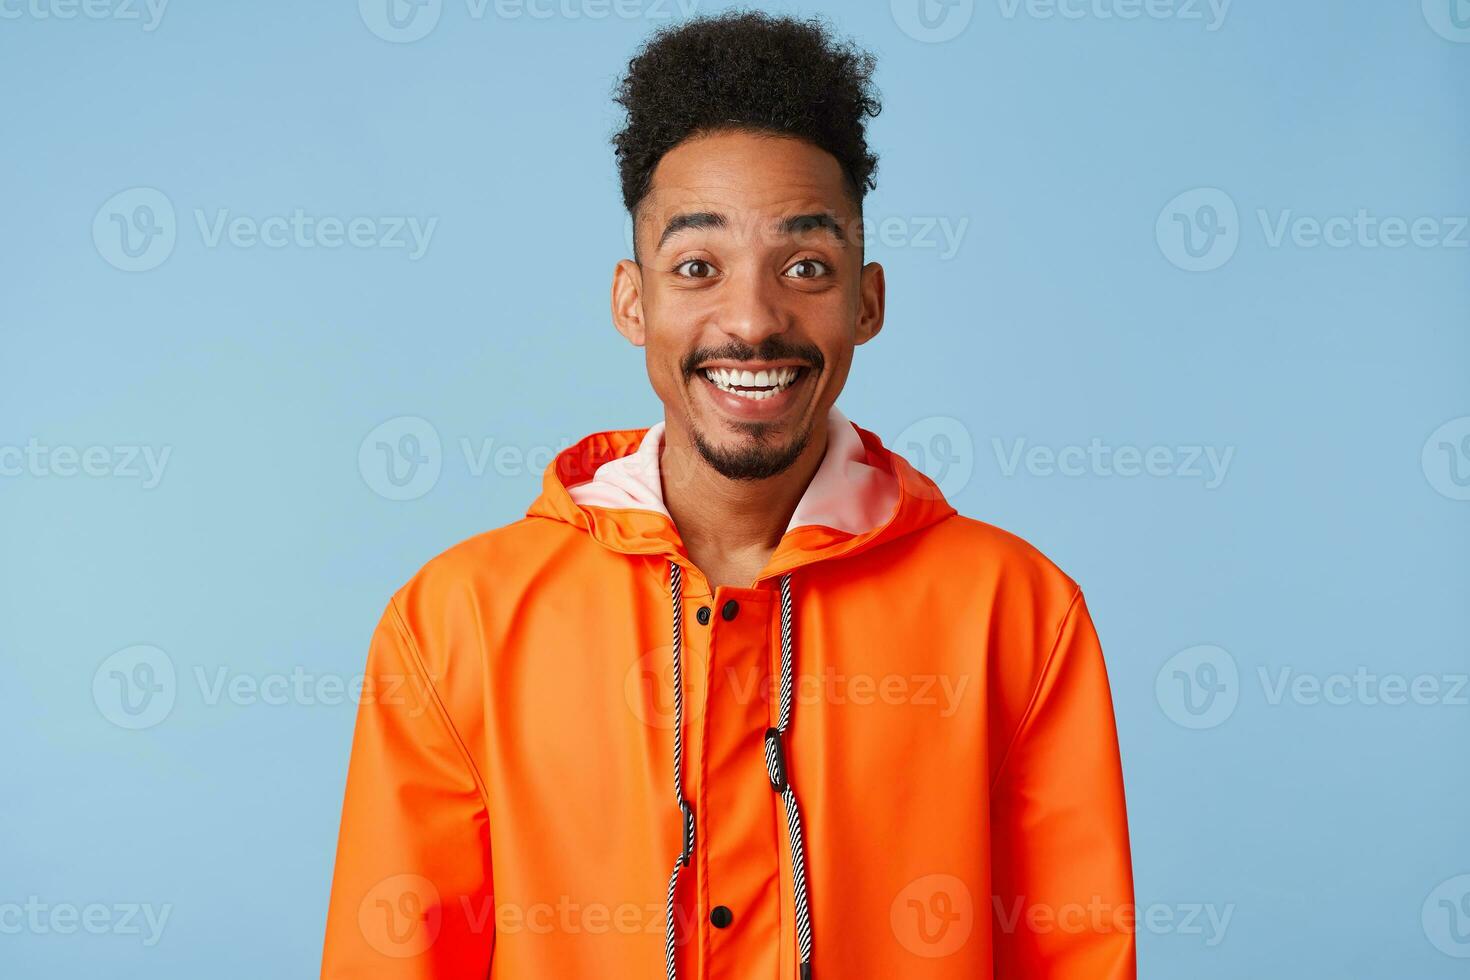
[612,10,881,218]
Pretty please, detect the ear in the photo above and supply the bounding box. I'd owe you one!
[855,261,886,346]
[611,258,646,346]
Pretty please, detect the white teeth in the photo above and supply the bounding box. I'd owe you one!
[701,365,803,399]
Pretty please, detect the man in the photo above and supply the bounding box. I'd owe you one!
[322,12,1134,979]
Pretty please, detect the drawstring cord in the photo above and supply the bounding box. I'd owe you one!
[770,571,816,979]
[663,560,814,980]
[664,562,695,980]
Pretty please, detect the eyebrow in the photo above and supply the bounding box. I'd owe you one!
[655,210,848,250]
[657,211,726,250]
[781,212,846,243]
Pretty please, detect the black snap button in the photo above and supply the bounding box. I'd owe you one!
[696,605,711,625]
[710,905,733,928]
[721,599,739,621]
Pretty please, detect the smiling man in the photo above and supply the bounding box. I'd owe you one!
[322,12,1134,980]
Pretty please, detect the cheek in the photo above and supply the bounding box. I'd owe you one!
[640,331,690,402]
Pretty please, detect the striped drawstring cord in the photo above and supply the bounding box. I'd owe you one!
[664,561,815,980]
[664,562,695,980]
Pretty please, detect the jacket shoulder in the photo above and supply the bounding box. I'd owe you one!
[378,516,568,686]
[927,513,1082,600]
[396,515,557,595]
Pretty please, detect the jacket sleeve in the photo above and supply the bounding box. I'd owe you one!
[989,589,1136,979]
[321,597,494,979]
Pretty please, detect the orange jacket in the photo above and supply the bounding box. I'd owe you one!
[322,406,1135,979]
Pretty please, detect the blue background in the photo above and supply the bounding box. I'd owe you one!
[3,0,1467,976]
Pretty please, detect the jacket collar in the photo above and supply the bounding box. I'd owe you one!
[525,405,956,584]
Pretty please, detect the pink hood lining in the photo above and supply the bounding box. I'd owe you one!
[566,405,901,537]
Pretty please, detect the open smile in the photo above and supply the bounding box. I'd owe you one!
[695,364,813,421]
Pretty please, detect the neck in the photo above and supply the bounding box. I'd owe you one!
[658,415,829,590]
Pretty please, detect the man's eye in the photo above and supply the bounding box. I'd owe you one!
[674,259,717,278]
[784,259,830,279]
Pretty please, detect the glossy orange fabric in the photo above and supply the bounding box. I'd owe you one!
[321,417,1135,979]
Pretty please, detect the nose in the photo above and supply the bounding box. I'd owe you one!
[714,265,790,346]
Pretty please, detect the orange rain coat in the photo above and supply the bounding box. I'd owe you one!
[322,405,1135,979]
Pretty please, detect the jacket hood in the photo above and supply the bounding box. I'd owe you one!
[525,404,956,584]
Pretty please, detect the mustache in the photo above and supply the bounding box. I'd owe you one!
[681,339,825,379]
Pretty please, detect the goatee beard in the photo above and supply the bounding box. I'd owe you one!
[690,420,812,482]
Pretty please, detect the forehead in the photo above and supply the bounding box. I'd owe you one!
[639,129,856,235]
